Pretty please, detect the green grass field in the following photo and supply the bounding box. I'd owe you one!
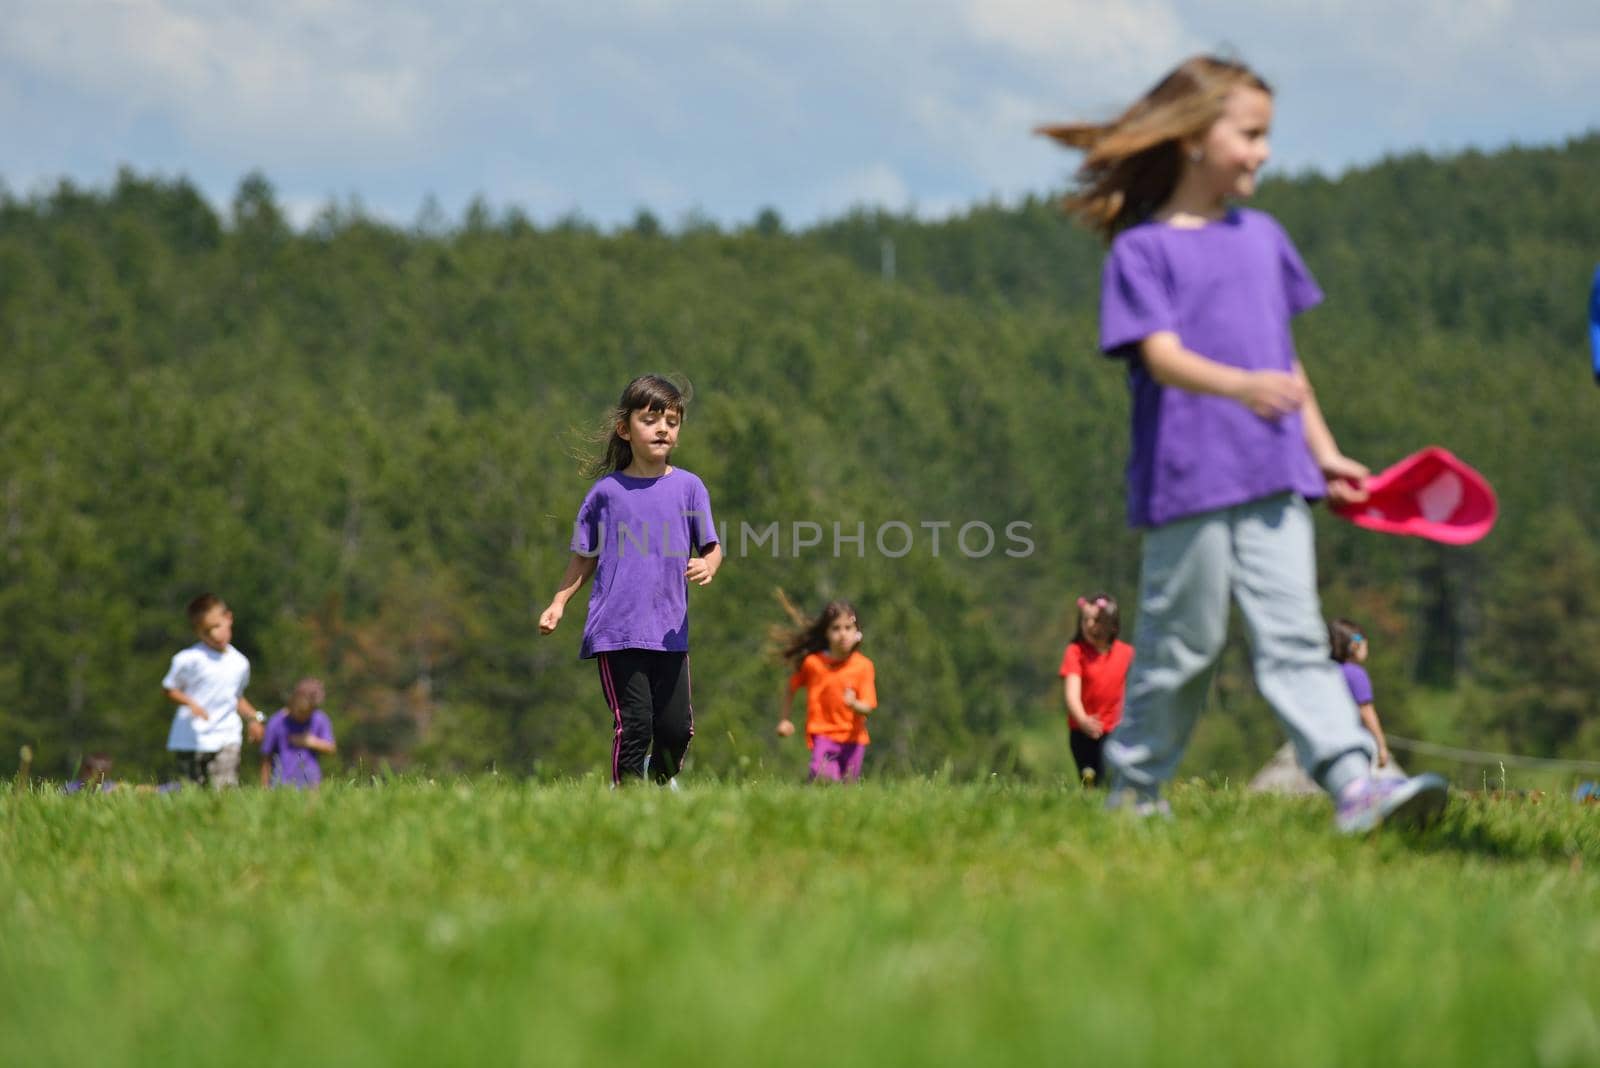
[4,779,1598,1067]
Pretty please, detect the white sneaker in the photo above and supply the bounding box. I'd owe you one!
[1105,788,1173,821]
[643,754,681,790]
[1335,773,1449,835]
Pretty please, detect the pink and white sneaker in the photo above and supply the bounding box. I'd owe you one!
[1335,773,1449,835]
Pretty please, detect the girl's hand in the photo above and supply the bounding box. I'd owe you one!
[1377,746,1391,768]
[685,558,717,586]
[1318,454,1370,506]
[538,603,563,634]
[1080,719,1104,740]
[1233,370,1306,419]
[776,718,795,738]
[189,701,210,721]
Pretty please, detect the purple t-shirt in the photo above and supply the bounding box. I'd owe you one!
[570,468,718,659]
[1099,208,1328,528]
[1340,662,1374,706]
[261,709,335,788]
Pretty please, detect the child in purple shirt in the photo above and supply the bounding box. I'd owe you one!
[1329,618,1394,771]
[260,678,337,789]
[1040,54,1446,832]
[539,375,722,787]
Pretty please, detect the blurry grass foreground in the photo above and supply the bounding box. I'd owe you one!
[2,780,1599,1067]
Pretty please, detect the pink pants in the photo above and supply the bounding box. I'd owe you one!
[808,736,866,782]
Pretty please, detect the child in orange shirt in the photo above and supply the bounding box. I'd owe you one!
[1059,593,1135,787]
[775,599,877,782]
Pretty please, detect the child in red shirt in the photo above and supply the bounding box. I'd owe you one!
[775,598,878,782]
[1059,593,1134,787]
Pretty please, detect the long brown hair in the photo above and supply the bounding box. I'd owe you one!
[1036,55,1271,240]
[771,589,860,670]
[582,374,691,478]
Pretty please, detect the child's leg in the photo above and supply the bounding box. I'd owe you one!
[1106,510,1233,799]
[1232,494,1374,797]
[208,745,241,790]
[1068,731,1105,785]
[172,751,203,785]
[808,737,845,782]
[840,743,866,782]
[597,651,654,785]
[645,652,693,784]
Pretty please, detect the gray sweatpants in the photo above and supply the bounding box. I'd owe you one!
[1105,493,1374,801]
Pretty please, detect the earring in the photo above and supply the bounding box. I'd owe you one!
[1189,147,1204,163]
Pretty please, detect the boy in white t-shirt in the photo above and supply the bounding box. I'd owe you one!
[162,593,265,788]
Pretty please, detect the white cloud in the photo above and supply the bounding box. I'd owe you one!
[962,0,1192,75]
[810,161,912,217]
[0,0,1596,227]
[0,0,440,159]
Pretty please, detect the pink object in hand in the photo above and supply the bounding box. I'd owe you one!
[1331,446,1497,545]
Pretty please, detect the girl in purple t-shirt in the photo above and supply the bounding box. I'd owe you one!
[1039,55,1446,832]
[539,375,722,787]
[260,677,336,789]
[1329,617,1394,771]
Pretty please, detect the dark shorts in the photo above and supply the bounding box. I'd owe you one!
[172,745,241,789]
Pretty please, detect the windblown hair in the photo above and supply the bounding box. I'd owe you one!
[771,588,860,670]
[1072,592,1121,643]
[1328,618,1365,663]
[1036,55,1272,240]
[582,374,692,478]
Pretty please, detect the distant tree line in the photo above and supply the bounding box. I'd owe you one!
[2,134,1598,780]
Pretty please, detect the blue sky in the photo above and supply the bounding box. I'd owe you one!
[3,0,1597,230]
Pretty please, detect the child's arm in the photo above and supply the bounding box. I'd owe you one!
[164,686,209,720]
[539,554,599,634]
[1356,702,1392,768]
[1138,331,1305,419]
[685,543,723,587]
[843,663,877,716]
[290,734,337,754]
[259,725,275,787]
[1292,360,1369,507]
[1062,675,1103,738]
[842,689,875,716]
[776,680,798,737]
[238,694,265,743]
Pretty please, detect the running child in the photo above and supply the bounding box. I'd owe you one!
[162,593,265,788]
[1059,593,1134,787]
[775,599,877,783]
[539,375,722,786]
[1329,618,1394,772]
[1039,54,1446,831]
[260,677,337,789]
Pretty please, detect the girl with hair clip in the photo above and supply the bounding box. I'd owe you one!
[1039,55,1446,832]
[773,594,878,783]
[1058,593,1135,788]
[1328,618,1395,773]
[540,375,722,787]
